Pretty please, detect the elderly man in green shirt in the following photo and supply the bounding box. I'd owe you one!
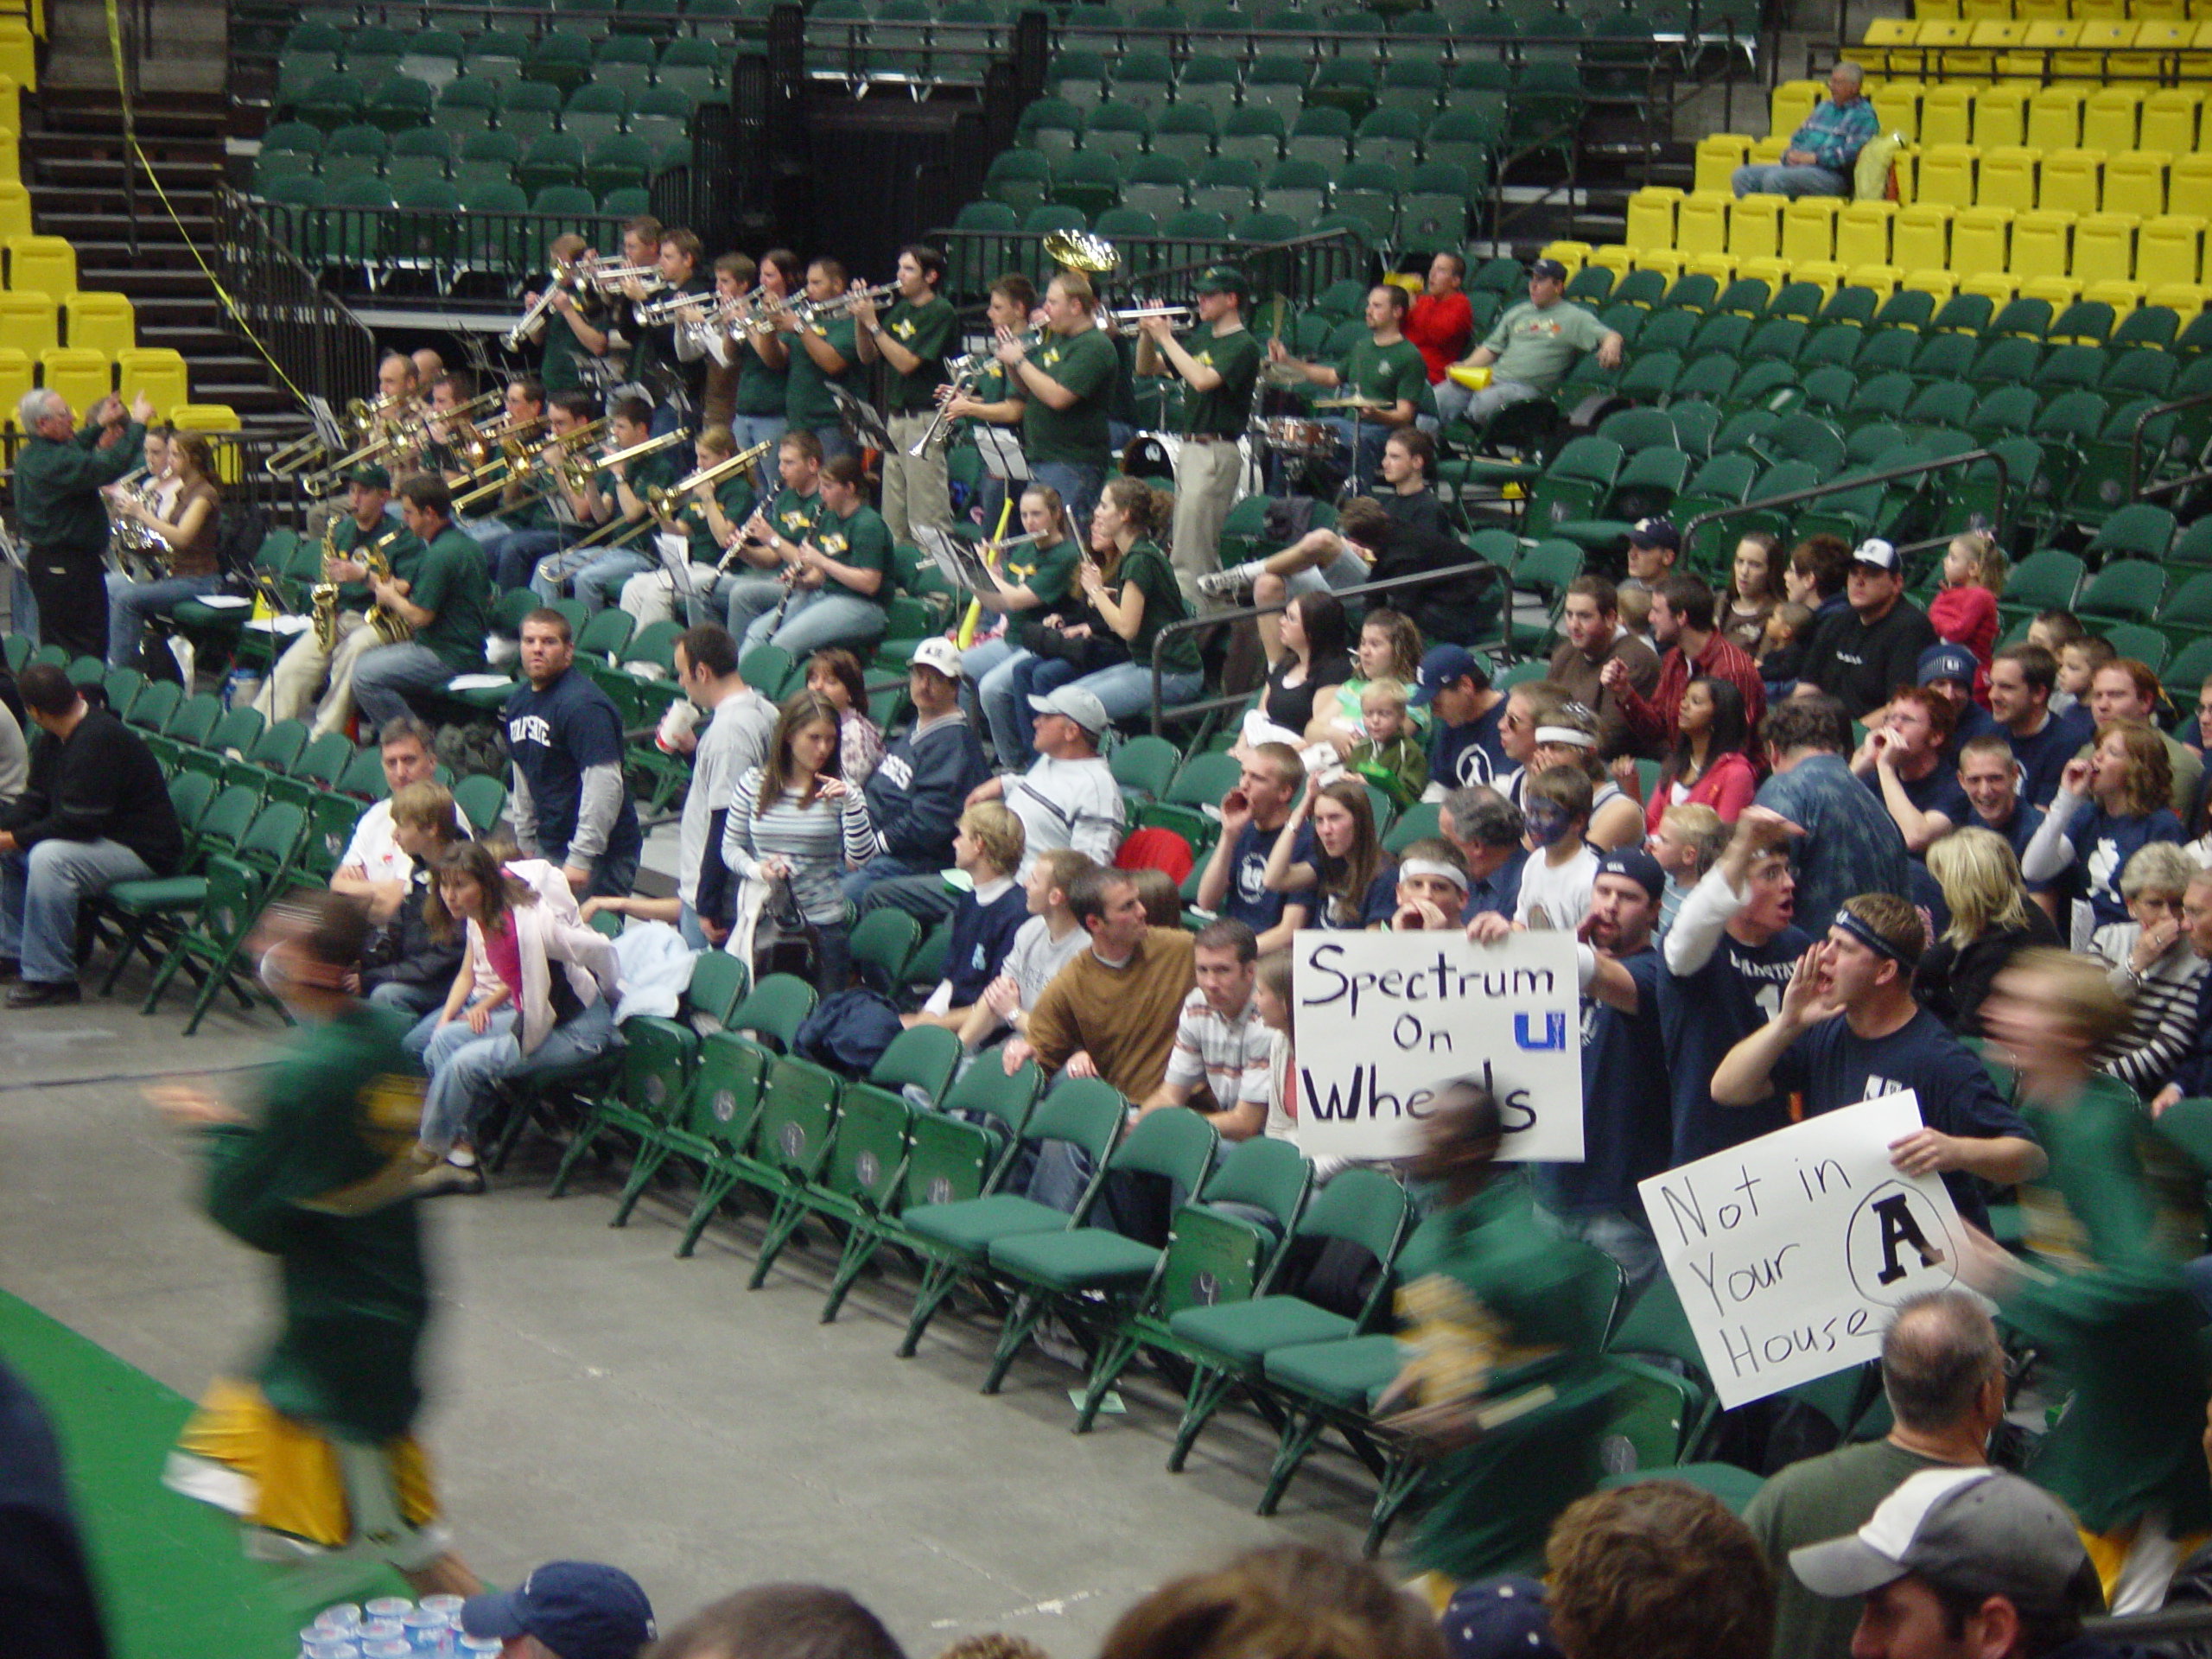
[351,473,493,731]
[15,386,154,660]
[1440,257,1624,427]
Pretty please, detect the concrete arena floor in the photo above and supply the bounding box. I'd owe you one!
[0,955,1371,1656]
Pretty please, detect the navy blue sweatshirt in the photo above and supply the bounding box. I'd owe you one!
[861,713,990,868]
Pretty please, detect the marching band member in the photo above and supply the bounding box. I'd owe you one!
[529,397,681,613]
[486,390,601,593]
[15,388,151,660]
[633,226,709,438]
[694,428,826,637]
[105,432,223,670]
[1265,283,1426,493]
[518,232,608,397]
[938,272,1033,531]
[852,242,957,543]
[777,257,861,463]
[261,463,424,726]
[1000,270,1116,527]
[698,252,753,435]
[614,424,757,629]
[734,453,891,658]
[730,247,800,493]
[1135,264,1260,602]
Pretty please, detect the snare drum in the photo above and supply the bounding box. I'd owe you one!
[1257,416,1336,458]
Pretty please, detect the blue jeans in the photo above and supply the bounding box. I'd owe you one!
[572,548,652,614]
[677,901,709,950]
[1069,658,1203,726]
[720,573,790,641]
[1322,416,1389,495]
[1031,461,1103,531]
[457,515,512,545]
[548,841,641,900]
[970,642,1033,767]
[732,415,786,493]
[105,571,219,667]
[0,836,152,982]
[742,589,887,657]
[352,641,455,728]
[1732,162,1849,198]
[367,979,446,1017]
[842,853,938,911]
[846,865,958,923]
[488,528,565,594]
[412,997,620,1152]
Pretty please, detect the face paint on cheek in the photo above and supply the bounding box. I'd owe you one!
[1524,807,1567,848]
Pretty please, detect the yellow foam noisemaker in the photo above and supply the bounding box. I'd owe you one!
[1383,272,1421,296]
[1446,364,1492,391]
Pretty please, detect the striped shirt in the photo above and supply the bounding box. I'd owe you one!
[1164,987,1274,1122]
[2089,922,2209,1092]
[720,767,877,925]
[1006,754,1124,872]
[1789,95,1879,174]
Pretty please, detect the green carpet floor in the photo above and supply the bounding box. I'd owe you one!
[0,1289,409,1659]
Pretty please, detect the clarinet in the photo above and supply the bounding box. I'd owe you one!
[764,499,826,637]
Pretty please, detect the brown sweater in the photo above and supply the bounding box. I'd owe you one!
[1027,926,1196,1101]
[1547,628,1659,760]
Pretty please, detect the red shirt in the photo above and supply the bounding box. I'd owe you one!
[1643,748,1758,834]
[1404,290,1474,384]
[1615,629,1768,760]
[1927,583,1998,702]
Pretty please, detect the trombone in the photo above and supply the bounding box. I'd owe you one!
[1103,302,1196,330]
[264,427,331,480]
[642,439,773,519]
[448,416,607,511]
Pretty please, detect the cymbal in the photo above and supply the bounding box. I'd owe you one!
[1314,397,1391,410]
[1262,364,1306,387]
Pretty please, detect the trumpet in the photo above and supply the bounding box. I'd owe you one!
[1103,303,1196,330]
[644,440,774,520]
[586,263,667,298]
[638,288,721,325]
[501,258,599,352]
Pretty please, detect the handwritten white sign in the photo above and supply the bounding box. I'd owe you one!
[1290,930,1584,1164]
[1636,1091,1966,1410]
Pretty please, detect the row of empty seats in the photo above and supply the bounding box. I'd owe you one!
[1764,75,2205,149]
[1859,15,2212,77]
[1623,189,2212,298]
[256,121,681,202]
[1910,0,2212,19]
[280,18,734,96]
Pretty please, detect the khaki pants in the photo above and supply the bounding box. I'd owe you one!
[881,411,950,544]
[1171,435,1245,606]
[258,611,366,725]
[311,618,391,739]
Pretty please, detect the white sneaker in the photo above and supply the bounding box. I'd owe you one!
[485,636,519,667]
[1198,567,1249,598]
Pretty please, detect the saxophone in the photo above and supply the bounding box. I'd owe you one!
[310,518,342,652]
[362,530,414,645]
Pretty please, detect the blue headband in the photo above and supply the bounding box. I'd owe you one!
[1834,906,1918,968]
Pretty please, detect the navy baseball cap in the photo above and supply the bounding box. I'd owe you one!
[1529,257,1571,282]
[1413,643,1478,707]
[1627,518,1678,550]
[1594,847,1666,901]
[462,1563,656,1659]
[1442,1577,1564,1659]
[1917,644,1978,687]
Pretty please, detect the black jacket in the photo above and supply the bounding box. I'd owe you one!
[2,708,180,874]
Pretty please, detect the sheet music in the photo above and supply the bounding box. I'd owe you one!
[913,526,1004,596]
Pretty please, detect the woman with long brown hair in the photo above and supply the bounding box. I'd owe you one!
[1262,774,1396,930]
[959,479,1085,766]
[2023,717,2183,931]
[719,688,877,992]
[105,429,223,667]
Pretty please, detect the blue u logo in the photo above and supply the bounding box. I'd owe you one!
[1513,1012,1567,1051]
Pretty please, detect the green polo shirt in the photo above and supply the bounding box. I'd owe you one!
[815,501,893,609]
[785,315,860,429]
[1334,334,1427,412]
[1020,326,1116,467]
[881,294,958,416]
[18,419,146,552]
[330,513,421,611]
[734,332,788,417]
[1182,326,1262,438]
[408,524,491,673]
[680,474,757,566]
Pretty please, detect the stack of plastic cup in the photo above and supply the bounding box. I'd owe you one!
[302,1633,359,1659]
[365,1598,416,1623]
[401,1606,452,1653]
[418,1595,465,1624]
[457,1637,504,1658]
[358,1618,406,1650]
[363,1641,413,1659]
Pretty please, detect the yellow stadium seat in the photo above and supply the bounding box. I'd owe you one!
[1791,261,1845,293]
[1781,196,1841,264]
[4,234,71,298]
[2136,215,2203,287]
[2071,0,2125,18]
[2024,84,2084,150]
[1954,205,2016,277]
[2146,281,2207,314]
[1959,0,2012,24]
[1770,79,1822,140]
[1902,268,1960,300]
[2017,276,2078,308]
[1625,188,1684,251]
[1685,251,1738,286]
[0,21,34,92]
[0,182,29,246]
[2038,150,2105,218]
[1588,244,1634,276]
[1891,150,1916,202]
[1895,202,1955,269]
[38,346,109,414]
[0,346,28,427]
[1917,143,1980,208]
[2081,86,2142,153]
[1736,256,1794,292]
[1961,272,2020,302]
[1974,20,2036,77]
[1920,85,1978,149]
[1677,194,1729,258]
[2139,90,2200,156]
[2073,213,2138,283]
[2059,21,2132,78]
[1916,0,1959,17]
[2103,152,2167,219]
[2190,20,2212,52]
[1693,137,1747,196]
[0,131,19,184]
[1861,17,1919,73]
[0,289,54,357]
[2079,279,2140,314]
[1914,20,1977,73]
[1749,135,1789,165]
[171,402,240,433]
[1978,147,2038,211]
[1844,263,1903,293]
[117,347,189,422]
[1873,79,1924,143]
[2173,156,2212,213]
[2011,209,2075,278]
[2133,0,2189,16]
[0,77,21,142]
[1539,241,1592,270]
[1632,248,1684,278]
[1727,194,1784,260]
[2012,0,2066,21]
[1836,200,1898,265]
[61,290,132,358]
[2114,20,2185,79]
[1974,85,2029,145]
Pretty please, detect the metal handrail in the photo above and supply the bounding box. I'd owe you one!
[2126,385,2212,501]
[925,226,1366,308]
[1679,446,2013,559]
[1145,551,1507,735]
[213,185,378,422]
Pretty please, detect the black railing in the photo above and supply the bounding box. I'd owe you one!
[213,185,380,420]
[2129,387,2212,503]
[1839,42,2212,87]
[1147,555,1505,734]
[929,225,1367,309]
[1680,447,2014,573]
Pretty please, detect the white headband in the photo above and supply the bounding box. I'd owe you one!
[1534,725,1598,749]
[1399,857,1470,892]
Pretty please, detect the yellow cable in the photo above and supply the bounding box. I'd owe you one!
[102,0,315,408]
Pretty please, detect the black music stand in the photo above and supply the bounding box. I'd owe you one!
[830,384,895,453]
